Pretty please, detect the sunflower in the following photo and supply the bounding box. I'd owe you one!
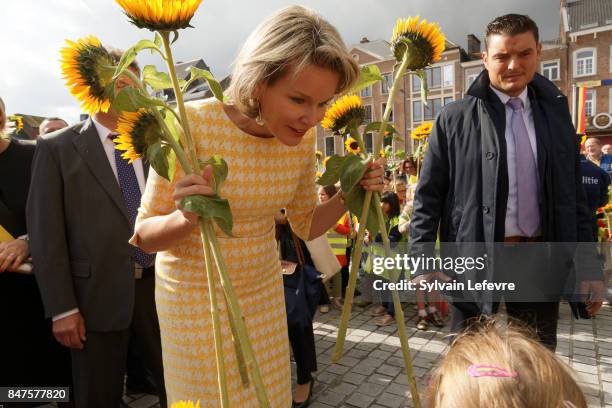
[315,150,323,160]
[378,149,386,158]
[420,121,433,134]
[114,109,162,163]
[410,122,433,141]
[390,16,446,70]
[323,156,331,167]
[321,95,365,134]
[345,137,361,154]
[171,402,201,408]
[60,36,116,115]
[116,0,203,31]
[8,115,23,131]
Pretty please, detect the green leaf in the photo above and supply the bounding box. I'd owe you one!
[348,65,383,95]
[146,141,176,181]
[112,87,166,112]
[188,67,227,102]
[181,195,234,237]
[395,150,406,160]
[154,32,163,49]
[143,65,174,91]
[113,39,161,79]
[364,122,399,136]
[163,107,181,144]
[199,155,229,195]
[316,154,346,186]
[344,186,380,237]
[340,154,369,193]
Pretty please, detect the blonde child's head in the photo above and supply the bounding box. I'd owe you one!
[427,317,586,408]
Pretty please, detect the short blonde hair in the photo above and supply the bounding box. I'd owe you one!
[427,317,586,408]
[0,98,7,133]
[227,5,359,118]
[0,97,6,138]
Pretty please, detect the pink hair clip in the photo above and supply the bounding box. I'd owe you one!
[467,364,518,378]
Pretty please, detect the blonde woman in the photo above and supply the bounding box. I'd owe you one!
[427,317,586,408]
[132,6,384,407]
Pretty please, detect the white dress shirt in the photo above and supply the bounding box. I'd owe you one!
[53,118,146,322]
[489,86,541,237]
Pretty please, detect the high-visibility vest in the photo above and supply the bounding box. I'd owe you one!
[327,213,350,256]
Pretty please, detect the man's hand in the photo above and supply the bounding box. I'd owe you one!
[579,280,605,317]
[53,312,86,349]
[0,239,29,272]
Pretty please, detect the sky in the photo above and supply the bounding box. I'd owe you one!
[0,0,561,124]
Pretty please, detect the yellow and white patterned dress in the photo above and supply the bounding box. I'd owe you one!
[137,98,317,407]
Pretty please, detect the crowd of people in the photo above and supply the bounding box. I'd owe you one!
[0,6,608,408]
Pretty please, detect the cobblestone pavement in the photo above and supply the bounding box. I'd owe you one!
[41,301,612,408]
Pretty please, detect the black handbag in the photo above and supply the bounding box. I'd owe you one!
[282,229,323,328]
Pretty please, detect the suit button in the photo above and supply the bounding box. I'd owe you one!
[483,206,490,214]
[486,152,495,160]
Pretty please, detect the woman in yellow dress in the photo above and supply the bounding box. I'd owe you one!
[132,6,384,407]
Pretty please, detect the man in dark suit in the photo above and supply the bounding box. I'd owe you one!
[27,56,166,408]
[409,14,604,350]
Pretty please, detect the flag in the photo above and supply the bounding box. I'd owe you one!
[576,86,587,134]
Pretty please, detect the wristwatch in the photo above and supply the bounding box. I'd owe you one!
[17,234,29,243]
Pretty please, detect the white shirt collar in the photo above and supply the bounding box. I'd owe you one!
[490,85,529,109]
[91,116,114,144]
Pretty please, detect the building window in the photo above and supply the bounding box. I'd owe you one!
[325,136,335,157]
[585,89,596,117]
[541,60,560,81]
[466,73,479,89]
[381,73,392,94]
[364,105,373,124]
[574,48,596,77]
[424,99,443,121]
[360,85,372,98]
[412,75,421,93]
[364,132,373,153]
[382,103,393,122]
[442,64,454,87]
[412,100,422,123]
[443,96,454,106]
[383,135,392,148]
[427,67,442,89]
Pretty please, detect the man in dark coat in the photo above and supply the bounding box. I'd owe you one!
[409,14,604,349]
[27,56,166,407]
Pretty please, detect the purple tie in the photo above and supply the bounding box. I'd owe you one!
[110,135,155,267]
[507,98,539,237]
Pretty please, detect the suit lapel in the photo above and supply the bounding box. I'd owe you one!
[72,119,131,224]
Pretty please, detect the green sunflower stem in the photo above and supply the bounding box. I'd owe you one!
[376,48,421,408]
[160,30,201,173]
[199,219,230,408]
[203,221,271,408]
[332,188,372,362]
[372,199,421,408]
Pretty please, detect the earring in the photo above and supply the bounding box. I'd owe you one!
[255,101,265,126]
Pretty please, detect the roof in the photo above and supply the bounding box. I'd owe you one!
[566,0,612,32]
[351,39,392,60]
[173,59,210,80]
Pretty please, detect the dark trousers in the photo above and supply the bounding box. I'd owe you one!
[71,271,167,408]
[450,301,560,350]
[288,322,317,385]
